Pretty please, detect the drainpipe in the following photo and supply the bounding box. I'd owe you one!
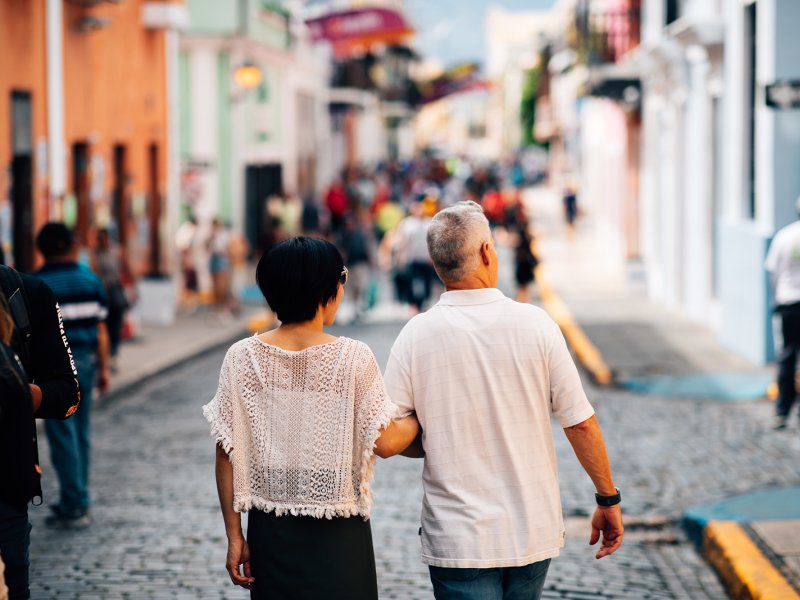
[46,0,66,201]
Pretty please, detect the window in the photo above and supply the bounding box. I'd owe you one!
[665,0,679,25]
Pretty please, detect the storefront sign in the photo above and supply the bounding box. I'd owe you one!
[305,7,412,56]
[766,81,800,109]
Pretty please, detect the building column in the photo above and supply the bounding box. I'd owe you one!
[46,0,66,201]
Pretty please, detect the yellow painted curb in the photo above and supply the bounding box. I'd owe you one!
[535,264,613,385]
[703,521,800,600]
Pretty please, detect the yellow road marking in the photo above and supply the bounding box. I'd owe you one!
[704,521,800,600]
[534,263,613,385]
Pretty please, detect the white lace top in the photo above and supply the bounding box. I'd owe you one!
[203,335,400,520]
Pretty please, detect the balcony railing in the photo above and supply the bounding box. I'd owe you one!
[575,0,641,65]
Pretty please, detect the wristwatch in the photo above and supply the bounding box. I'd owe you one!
[595,488,621,507]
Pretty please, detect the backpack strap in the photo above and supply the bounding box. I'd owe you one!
[0,265,32,370]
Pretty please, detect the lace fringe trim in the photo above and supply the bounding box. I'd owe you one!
[233,496,370,521]
[358,398,400,514]
[202,404,234,456]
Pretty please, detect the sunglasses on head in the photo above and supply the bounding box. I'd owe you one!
[339,266,348,286]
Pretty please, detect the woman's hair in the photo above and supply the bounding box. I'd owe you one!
[426,201,491,283]
[0,300,13,346]
[256,237,344,324]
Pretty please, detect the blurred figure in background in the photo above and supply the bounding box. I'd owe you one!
[301,193,321,236]
[563,183,579,233]
[92,229,128,371]
[514,226,539,304]
[338,213,373,320]
[764,195,800,430]
[325,177,348,235]
[34,223,110,530]
[208,219,233,317]
[175,216,199,306]
[393,201,435,314]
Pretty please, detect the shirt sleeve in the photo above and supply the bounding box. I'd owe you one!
[383,335,415,414]
[353,342,402,455]
[546,320,595,428]
[22,274,81,420]
[202,346,236,454]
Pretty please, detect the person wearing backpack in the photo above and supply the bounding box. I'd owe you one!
[33,224,111,532]
[0,264,80,600]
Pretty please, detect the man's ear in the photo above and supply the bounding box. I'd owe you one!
[480,241,491,265]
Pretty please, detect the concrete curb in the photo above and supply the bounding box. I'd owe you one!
[702,521,800,600]
[101,326,249,404]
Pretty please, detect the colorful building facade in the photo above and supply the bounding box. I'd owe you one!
[0,0,185,275]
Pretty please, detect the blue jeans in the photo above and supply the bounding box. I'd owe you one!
[429,559,551,600]
[44,350,96,517]
[0,499,31,599]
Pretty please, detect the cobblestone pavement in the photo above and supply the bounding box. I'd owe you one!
[28,320,800,599]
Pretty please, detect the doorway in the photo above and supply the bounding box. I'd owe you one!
[72,141,90,247]
[10,91,33,271]
[112,144,127,249]
[244,163,282,256]
[148,143,162,275]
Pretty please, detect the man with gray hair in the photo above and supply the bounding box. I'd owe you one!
[385,201,623,599]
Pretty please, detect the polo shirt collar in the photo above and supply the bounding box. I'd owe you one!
[437,288,505,306]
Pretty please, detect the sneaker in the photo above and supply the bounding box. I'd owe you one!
[45,511,91,530]
[773,416,788,430]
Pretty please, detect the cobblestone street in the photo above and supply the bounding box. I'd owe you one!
[28,320,800,599]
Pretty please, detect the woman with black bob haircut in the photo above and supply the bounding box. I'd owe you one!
[256,236,343,324]
[204,236,420,599]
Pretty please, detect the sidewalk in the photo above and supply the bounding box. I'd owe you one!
[525,186,800,599]
[103,302,268,402]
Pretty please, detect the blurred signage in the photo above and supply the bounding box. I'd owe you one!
[419,63,490,105]
[766,81,800,109]
[305,8,412,56]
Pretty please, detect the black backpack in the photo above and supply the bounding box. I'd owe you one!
[0,265,31,367]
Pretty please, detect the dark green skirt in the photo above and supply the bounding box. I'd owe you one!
[247,509,379,600]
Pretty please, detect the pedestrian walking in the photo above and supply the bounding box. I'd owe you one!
[208,219,233,317]
[393,202,436,313]
[765,195,800,430]
[384,201,623,600]
[563,183,579,231]
[514,225,539,304]
[33,223,111,530]
[92,229,128,371]
[0,263,80,598]
[338,213,373,319]
[203,237,419,599]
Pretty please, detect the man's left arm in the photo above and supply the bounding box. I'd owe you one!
[564,415,624,559]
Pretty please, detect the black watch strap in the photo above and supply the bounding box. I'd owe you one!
[595,488,621,507]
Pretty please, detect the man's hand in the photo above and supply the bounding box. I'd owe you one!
[225,535,254,589]
[29,384,43,413]
[589,505,623,559]
[97,367,111,395]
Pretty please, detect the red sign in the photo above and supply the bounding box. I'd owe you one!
[305,7,413,52]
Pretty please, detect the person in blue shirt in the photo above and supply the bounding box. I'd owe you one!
[34,223,111,529]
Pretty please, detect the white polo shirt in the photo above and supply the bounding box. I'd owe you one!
[384,288,595,568]
[765,220,800,306]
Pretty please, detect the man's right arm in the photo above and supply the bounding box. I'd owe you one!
[22,274,80,419]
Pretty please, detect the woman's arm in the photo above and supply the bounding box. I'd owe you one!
[374,413,420,458]
[215,445,254,589]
